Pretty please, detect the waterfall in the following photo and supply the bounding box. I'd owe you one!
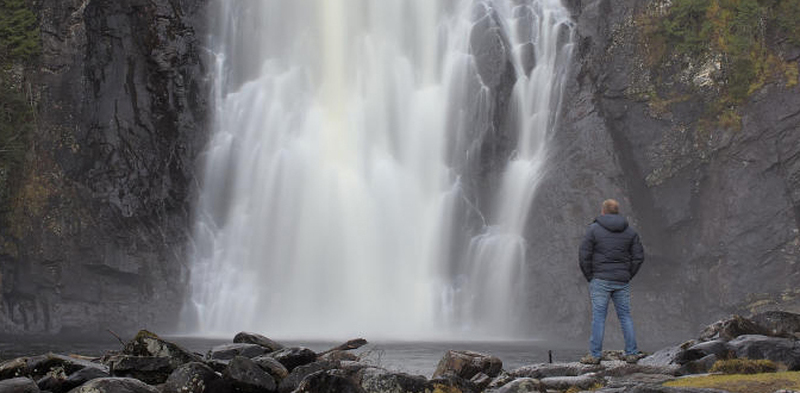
[185,0,574,339]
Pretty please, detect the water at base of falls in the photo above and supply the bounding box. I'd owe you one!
[184,0,574,340]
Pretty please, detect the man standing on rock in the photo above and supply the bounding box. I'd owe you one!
[579,199,644,364]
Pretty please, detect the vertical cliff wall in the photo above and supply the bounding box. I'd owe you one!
[524,0,800,343]
[0,0,206,334]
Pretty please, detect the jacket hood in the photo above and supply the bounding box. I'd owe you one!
[595,214,628,232]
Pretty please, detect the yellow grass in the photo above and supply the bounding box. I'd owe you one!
[664,371,800,393]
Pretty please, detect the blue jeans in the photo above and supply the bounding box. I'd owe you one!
[590,278,638,358]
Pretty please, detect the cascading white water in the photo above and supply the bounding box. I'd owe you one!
[185,0,573,339]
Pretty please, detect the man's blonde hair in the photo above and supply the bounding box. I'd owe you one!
[602,199,620,215]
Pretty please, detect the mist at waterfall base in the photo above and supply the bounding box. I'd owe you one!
[183,0,575,340]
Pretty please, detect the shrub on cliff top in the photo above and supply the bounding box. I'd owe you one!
[0,0,40,64]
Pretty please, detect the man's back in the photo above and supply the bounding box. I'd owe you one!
[579,213,644,283]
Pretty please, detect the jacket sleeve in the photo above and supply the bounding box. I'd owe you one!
[629,232,644,279]
[579,226,594,282]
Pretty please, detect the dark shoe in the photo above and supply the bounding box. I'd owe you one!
[625,353,641,364]
[580,354,601,365]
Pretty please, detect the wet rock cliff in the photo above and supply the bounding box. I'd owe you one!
[0,0,207,334]
[524,0,800,342]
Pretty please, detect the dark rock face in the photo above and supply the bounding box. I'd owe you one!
[521,0,800,343]
[0,0,207,334]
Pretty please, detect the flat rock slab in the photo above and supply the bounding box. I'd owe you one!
[511,362,602,378]
[67,377,159,393]
[0,377,40,393]
[108,355,174,385]
[541,374,603,391]
[208,343,269,361]
[493,377,546,393]
[604,373,677,389]
[727,334,800,370]
[1,354,108,380]
[269,347,317,372]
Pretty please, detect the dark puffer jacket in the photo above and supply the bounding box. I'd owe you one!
[579,214,644,283]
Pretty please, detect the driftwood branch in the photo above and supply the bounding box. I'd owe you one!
[317,338,368,356]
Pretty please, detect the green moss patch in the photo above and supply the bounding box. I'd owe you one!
[0,0,40,63]
[664,371,800,393]
[710,358,779,374]
[640,0,800,129]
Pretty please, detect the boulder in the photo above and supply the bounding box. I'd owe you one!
[0,358,29,380]
[251,355,289,381]
[37,367,109,393]
[161,362,220,393]
[540,373,603,391]
[294,370,366,393]
[680,340,734,363]
[233,332,284,352]
[206,359,229,373]
[698,315,766,341]
[487,371,514,389]
[510,362,602,378]
[0,377,40,393]
[269,347,317,372]
[1,354,108,381]
[107,355,174,385]
[727,334,800,370]
[318,350,359,362]
[208,344,269,361]
[677,354,718,375]
[432,350,502,379]
[493,377,545,393]
[361,371,429,393]
[123,330,202,367]
[429,374,479,393]
[603,373,676,389]
[751,311,800,339]
[66,377,159,393]
[469,372,491,391]
[223,356,277,393]
[278,361,338,393]
[640,342,697,367]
